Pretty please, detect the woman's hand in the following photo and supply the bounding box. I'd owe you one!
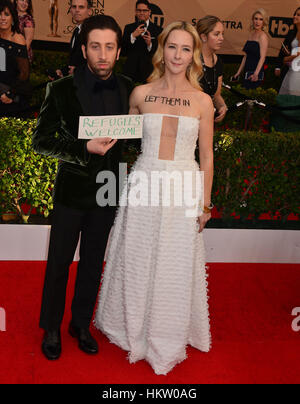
[197,212,211,233]
[0,94,13,104]
[250,72,259,82]
[214,105,228,123]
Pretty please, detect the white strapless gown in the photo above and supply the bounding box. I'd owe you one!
[94,113,211,375]
[279,38,300,96]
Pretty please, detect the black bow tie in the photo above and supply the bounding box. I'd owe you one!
[93,77,117,92]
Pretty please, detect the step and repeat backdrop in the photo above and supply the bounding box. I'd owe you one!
[33,0,300,56]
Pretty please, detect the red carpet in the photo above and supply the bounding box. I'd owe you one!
[0,261,299,384]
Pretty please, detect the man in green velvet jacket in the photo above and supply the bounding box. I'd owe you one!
[32,15,134,361]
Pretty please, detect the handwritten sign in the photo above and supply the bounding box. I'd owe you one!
[78,115,143,140]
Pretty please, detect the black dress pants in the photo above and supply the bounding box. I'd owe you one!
[39,203,116,331]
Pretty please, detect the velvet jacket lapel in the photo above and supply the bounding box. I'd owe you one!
[73,65,92,116]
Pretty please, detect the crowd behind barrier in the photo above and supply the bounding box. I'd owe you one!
[1,0,300,130]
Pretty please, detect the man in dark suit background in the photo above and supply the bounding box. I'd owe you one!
[33,15,133,361]
[121,0,162,83]
[54,0,92,79]
[68,0,93,74]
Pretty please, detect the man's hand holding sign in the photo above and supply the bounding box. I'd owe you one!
[86,138,118,156]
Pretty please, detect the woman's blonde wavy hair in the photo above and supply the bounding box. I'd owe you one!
[147,21,203,91]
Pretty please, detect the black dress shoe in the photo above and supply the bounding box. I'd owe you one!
[41,330,61,360]
[68,323,98,354]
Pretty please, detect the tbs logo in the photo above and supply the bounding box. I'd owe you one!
[150,3,164,28]
[269,17,294,38]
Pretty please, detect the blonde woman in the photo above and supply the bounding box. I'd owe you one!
[95,21,214,375]
[234,8,269,89]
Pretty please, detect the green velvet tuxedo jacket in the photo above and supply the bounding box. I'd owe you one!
[32,66,133,210]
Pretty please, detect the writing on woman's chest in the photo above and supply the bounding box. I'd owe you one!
[145,95,191,107]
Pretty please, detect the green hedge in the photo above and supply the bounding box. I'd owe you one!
[0,118,57,222]
[213,130,300,221]
[0,118,299,224]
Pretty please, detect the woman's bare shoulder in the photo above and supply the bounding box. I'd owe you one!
[193,90,214,118]
[12,33,26,46]
[130,82,156,102]
[259,30,269,42]
[194,89,213,106]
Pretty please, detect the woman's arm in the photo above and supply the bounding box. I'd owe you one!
[283,53,300,64]
[13,33,26,46]
[213,75,227,122]
[198,93,214,232]
[23,26,34,51]
[234,55,246,78]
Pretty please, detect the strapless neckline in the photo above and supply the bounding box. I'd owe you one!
[142,113,200,122]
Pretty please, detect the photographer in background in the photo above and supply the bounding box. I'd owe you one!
[121,0,162,83]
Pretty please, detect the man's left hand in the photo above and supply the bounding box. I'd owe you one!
[143,30,152,47]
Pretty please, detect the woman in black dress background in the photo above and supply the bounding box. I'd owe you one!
[0,0,30,116]
[197,15,228,122]
[233,8,269,89]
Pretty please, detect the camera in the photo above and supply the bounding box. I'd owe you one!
[137,20,146,29]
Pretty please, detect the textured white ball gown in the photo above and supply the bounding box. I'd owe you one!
[94,113,211,375]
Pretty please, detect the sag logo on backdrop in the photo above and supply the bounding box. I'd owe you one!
[65,0,105,34]
[67,0,105,15]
